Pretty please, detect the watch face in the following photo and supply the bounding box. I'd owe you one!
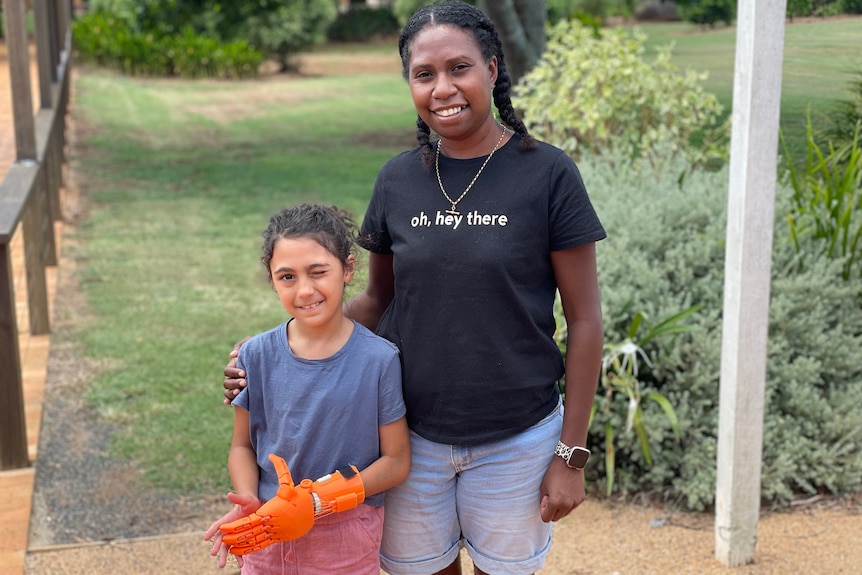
[568,447,590,469]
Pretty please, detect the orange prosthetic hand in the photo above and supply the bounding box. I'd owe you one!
[219,453,365,556]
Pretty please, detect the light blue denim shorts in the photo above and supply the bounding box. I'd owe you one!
[380,400,563,575]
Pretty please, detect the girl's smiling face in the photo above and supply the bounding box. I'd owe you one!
[406,24,498,148]
[269,236,354,331]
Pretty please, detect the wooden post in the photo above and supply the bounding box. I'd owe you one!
[23,170,51,335]
[35,0,55,109]
[715,0,787,566]
[35,111,60,265]
[34,1,62,267]
[6,0,39,163]
[0,240,28,469]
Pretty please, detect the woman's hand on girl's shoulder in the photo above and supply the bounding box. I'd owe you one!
[223,337,251,404]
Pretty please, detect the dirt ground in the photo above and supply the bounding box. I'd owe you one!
[14,38,862,575]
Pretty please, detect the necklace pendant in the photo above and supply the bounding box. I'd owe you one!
[435,126,506,220]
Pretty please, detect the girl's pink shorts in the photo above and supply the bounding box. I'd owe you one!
[238,503,384,575]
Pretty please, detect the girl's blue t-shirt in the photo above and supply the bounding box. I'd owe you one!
[234,320,405,506]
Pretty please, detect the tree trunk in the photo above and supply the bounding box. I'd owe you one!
[476,0,546,85]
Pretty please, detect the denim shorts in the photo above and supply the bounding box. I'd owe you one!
[380,400,563,575]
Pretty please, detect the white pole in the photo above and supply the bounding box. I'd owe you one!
[715,0,787,566]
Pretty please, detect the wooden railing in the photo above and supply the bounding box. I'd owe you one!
[0,0,71,470]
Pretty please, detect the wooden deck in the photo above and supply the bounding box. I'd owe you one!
[0,39,60,575]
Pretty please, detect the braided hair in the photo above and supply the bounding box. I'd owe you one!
[398,0,537,168]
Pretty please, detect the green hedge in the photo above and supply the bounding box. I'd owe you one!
[73,12,262,79]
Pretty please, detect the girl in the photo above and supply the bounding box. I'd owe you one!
[206,204,410,574]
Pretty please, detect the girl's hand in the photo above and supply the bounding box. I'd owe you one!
[204,493,260,568]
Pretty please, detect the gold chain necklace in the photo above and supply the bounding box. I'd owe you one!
[435,126,506,216]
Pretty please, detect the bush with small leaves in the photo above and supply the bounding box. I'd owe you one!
[562,147,862,508]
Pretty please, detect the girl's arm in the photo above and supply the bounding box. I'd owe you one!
[359,416,411,497]
[205,406,260,568]
[227,407,259,500]
[540,243,604,522]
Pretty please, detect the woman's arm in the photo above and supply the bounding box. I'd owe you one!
[344,252,395,331]
[540,242,604,522]
[359,416,411,497]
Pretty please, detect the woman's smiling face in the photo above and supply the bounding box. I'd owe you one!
[405,24,498,146]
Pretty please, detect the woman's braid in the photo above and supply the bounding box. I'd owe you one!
[416,117,435,170]
[490,40,536,151]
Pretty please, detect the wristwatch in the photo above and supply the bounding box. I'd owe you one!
[554,441,590,470]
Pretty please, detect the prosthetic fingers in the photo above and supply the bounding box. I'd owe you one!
[219,453,365,555]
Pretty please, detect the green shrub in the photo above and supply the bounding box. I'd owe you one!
[169,28,264,79]
[786,0,814,19]
[784,0,844,18]
[842,0,862,13]
[73,12,262,79]
[88,0,244,39]
[782,112,862,281]
[245,0,336,72]
[634,0,682,21]
[815,0,844,14]
[86,0,338,70]
[513,20,727,168]
[563,147,862,508]
[575,0,610,20]
[823,68,862,150]
[327,6,400,42]
[678,0,736,26]
[88,0,142,26]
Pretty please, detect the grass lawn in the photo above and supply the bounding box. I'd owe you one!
[632,17,862,162]
[68,64,415,494]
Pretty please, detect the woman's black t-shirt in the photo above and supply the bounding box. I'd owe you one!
[359,135,606,445]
